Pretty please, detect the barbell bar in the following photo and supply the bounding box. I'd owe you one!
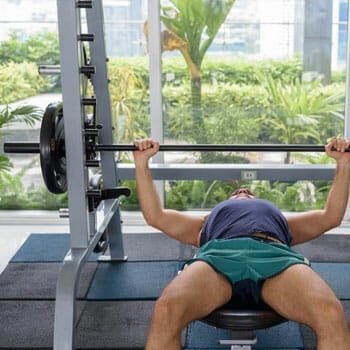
[3,102,350,194]
[5,140,348,154]
[4,141,340,154]
[96,144,329,152]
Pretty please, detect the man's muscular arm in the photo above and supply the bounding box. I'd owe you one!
[288,137,350,245]
[133,139,205,246]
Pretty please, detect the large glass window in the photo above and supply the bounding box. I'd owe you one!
[158,0,346,165]
[0,0,349,211]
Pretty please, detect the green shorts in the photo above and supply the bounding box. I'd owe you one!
[185,237,310,306]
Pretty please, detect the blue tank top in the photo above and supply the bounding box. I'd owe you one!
[199,199,292,246]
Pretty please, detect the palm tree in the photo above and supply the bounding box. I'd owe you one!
[145,0,235,142]
[0,104,42,173]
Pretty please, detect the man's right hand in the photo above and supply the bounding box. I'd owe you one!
[133,138,160,165]
[325,137,350,166]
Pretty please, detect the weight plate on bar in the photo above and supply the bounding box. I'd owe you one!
[40,102,67,194]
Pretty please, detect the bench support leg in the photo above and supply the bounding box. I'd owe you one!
[219,330,257,350]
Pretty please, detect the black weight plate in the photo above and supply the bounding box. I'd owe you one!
[40,102,67,194]
[54,109,66,174]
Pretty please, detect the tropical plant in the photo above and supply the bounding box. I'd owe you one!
[0,172,25,208]
[157,0,236,142]
[257,73,344,163]
[0,104,42,173]
[108,65,148,146]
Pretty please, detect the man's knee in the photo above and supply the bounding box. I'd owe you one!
[314,296,347,331]
[152,293,186,329]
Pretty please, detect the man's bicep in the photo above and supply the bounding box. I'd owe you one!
[156,209,205,245]
[287,210,327,245]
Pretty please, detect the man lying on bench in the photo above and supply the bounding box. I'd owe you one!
[132,136,350,350]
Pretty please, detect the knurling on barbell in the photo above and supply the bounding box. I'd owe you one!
[3,102,350,194]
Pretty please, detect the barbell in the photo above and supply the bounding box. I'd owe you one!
[3,102,348,194]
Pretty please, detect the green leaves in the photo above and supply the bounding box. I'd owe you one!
[0,104,42,175]
[256,72,344,149]
[161,0,235,67]
[0,62,48,103]
[0,104,42,130]
[0,32,59,65]
[160,0,236,143]
[202,0,236,37]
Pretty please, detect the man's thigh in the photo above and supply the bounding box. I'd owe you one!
[261,263,341,326]
[159,260,232,322]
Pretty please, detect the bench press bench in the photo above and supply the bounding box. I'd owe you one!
[202,305,287,349]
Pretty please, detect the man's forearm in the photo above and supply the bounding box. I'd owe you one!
[135,162,163,226]
[324,160,350,226]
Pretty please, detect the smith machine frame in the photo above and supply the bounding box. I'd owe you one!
[52,1,126,348]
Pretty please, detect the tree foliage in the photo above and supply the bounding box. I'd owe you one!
[0,32,59,65]
[159,0,236,142]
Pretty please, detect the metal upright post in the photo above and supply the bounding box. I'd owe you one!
[148,0,165,205]
[57,3,90,250]
[86,0,126,261]
[53,0,127,348]
[54,1,91,348]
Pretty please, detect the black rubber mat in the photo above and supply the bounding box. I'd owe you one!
[3,232,350,348]
[11,233,196,262]
[0,262,97,300]
[87,261,180,300]
[294,234,350,262]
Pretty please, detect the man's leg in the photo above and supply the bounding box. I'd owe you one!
[262,263,350,350]
[146,260,232,350]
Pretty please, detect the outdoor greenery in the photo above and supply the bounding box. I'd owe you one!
[159,0,236,142]
[0,29,346,211]
[106,56,343,211]
[0,104,67,210]
[0,104,42,170]
[0,62,49,103]
[0,32,60,94]
[0,32,59,66]
[0,172,68,210]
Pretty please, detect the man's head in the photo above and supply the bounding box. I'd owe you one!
[230,187,255,200]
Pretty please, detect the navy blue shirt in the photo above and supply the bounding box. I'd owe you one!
[199,199,292,246]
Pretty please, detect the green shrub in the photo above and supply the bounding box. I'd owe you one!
[0,173,68,210]
[162,179,330,211]
[108,56,304,88]
[0,32,59,65]
[0,62,48,103]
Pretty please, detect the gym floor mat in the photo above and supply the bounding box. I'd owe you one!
[0,300,155,349]
[87,261,179,300]
[312,262,350,299]
[11,233,195,262]
[300,301,350,348]
[294,234,350,262]
[4,233,350,348]
[0,300,56,348]
[11,233,70,262]
[124,233,195,261]
[0,262,97,300]
[75,301,157,349]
